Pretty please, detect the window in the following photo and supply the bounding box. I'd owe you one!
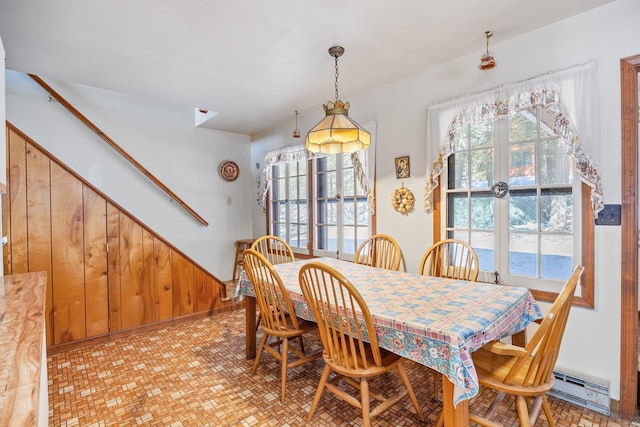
[313,153,370,259]
[444,106,582,294]
[426,64,600,308]
[267,149,373,259]
[269,160,308,251]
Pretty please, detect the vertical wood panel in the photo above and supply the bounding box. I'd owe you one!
[50,163,86,344]
[154,238,173,321]
[119,214,146,329]
[1,191,10,275]
[83,186,109,337]
[25,142,53,346]
[8,130,27,273]
[3,127,12,274]
[0,127,11,274]
[194,267,216,313]
[142,228,155,324]
[106,203,121,332]
[172,251,194,317]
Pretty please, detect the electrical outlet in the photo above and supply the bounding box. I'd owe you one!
[594,204,621,226]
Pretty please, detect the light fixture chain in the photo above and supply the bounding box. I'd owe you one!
[334,54,339,103]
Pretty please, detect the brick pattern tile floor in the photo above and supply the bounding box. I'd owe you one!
[48,309,639,426]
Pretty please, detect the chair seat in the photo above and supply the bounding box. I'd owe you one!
[326,341,403,378]
[474,344,556,397]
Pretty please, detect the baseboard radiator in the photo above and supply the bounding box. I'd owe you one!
[548,367,610,415]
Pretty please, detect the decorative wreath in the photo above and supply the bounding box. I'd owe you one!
[391,185,415,215]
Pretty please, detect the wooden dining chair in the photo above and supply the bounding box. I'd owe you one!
[251,235,295,265]
[436,265,585,427]
[242,249,321,403]
[354,234,402,271]
[298,262,424,427]
[420,238,480,400]
[250,235,295,329]
[419,238,479,281]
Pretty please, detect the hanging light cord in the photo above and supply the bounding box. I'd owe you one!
[334,54,340,103]
[485,31,493,53]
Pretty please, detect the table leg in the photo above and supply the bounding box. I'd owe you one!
[245,296,257,359]
[442,374,469,427]
[511,329,526,347]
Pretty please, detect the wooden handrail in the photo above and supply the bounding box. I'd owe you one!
[27,74,209,226]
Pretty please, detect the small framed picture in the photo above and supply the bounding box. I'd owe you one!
[395,156,410,179]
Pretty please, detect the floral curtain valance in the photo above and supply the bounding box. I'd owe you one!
[258,144,317,213]
[259,121,377,215]
[424,60,603,215]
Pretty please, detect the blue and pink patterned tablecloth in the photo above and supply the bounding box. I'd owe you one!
[236,257,542,405]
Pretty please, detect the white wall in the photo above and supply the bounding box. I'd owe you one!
[251,0,640,400]
[0,36,5,276]
[0,37,5,186]
[5,73,253,280]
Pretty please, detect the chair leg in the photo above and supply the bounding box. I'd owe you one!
[485,391,506,418]
[297,334,306,355]
[280,338,289,403]
[308,364,331,421]
[251,333,269,375]
[360,377,371,427]
[528,395,544,426]
[396,361,424,421]
[435,411,444,427]
[515,395,533,427]
[541,395,556,427]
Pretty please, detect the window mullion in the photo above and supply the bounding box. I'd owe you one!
[284,163,291,242]
[336,154,344,258]
[495,117,509,280]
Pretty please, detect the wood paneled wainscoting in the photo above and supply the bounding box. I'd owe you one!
[3,123,234,352]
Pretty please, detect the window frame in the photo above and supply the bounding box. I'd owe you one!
[267,160,310,253]
[265,154,376,259]
[445,110,580,291]
[433,180,594,308]
[312,153,372,261]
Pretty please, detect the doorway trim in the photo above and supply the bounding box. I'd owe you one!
[620,54,640,419]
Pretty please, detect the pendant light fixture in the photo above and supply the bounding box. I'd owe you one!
[305,46,371,154]
[479,31,497,71]
[292,110,301,138]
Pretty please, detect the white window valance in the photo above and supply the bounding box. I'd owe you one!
[424,60,603,215]
[259,121,376,215]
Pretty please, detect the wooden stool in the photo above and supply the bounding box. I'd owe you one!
[233,239,254,281]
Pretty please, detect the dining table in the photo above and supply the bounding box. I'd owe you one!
[235,257,542,427]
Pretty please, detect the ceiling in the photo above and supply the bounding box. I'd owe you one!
[0,0,614,136]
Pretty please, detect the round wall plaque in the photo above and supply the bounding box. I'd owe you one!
[219,160,239,182]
